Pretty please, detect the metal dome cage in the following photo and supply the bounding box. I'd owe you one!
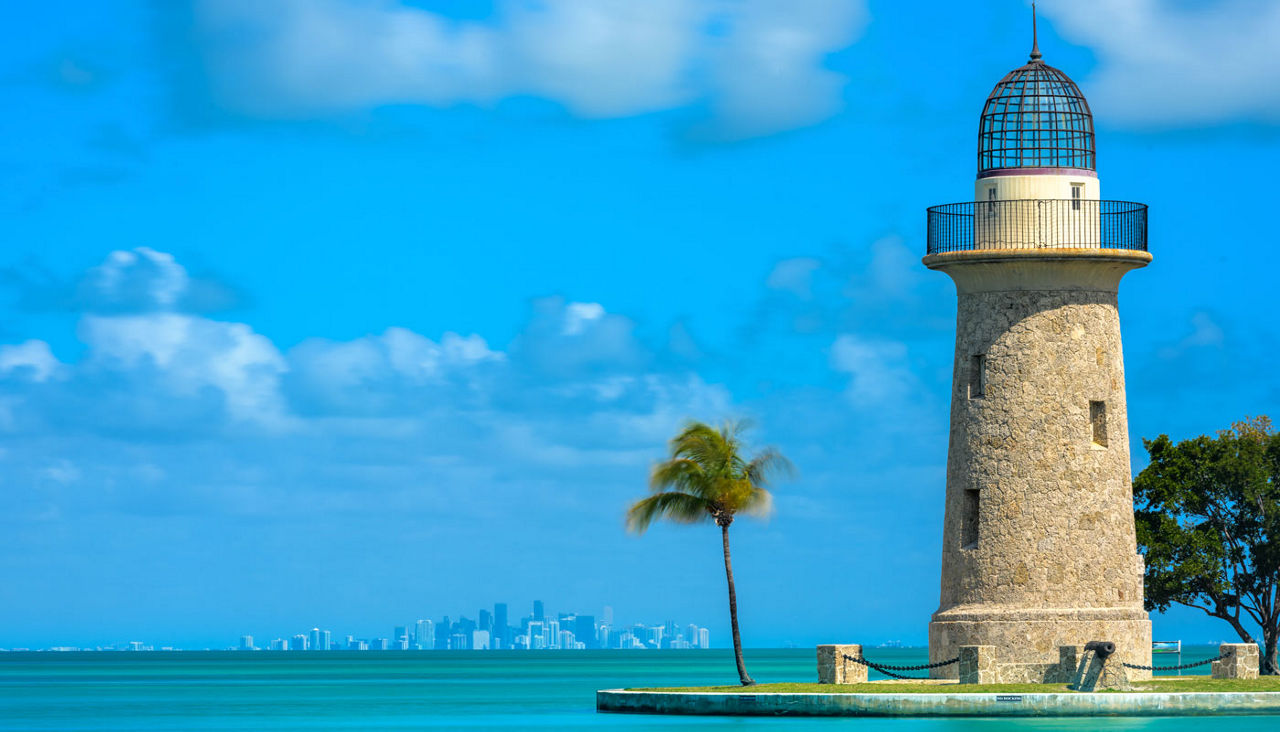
[978,56,1095,174]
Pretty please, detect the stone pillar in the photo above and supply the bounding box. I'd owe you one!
[1212,644,1260,680]
[816,644,868,684]
[958,645,996,684]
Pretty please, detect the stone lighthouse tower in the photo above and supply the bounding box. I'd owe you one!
[924,21,1152,679]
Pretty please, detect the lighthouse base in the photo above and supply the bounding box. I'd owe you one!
[928,606,1151,681]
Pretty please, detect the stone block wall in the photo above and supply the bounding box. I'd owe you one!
[958,645,996,684]
[1212,643,1261,680]
[937,288,1143,611]
[921,255,1154,679]
[817,644,867,684]
[929,610,1150,680]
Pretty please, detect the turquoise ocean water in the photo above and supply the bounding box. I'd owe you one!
[0,647,1273,730]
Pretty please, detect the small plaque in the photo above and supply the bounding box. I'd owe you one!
[996,695,1023,702]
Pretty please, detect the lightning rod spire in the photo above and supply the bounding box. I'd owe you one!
[1030,2,1042,61]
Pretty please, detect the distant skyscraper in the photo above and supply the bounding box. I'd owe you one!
[698,628,710,649]
[394,626,408,645]
[527,621,544,650]
[292,633,308,651]
[575,616,596,650]
[558,629,576,650]
[533,600,544,622]
[239,635,254,651]
[472,630,491,650]
[436,617,450,650]
[493,604,508,649]
[547,619,560,649]
[478,610,492,634]
[309,628,321,651]
[345,635,356,650]
[457,617,476,638]
[270,638,286,651]
[321,630,331,651]
[596,624,610,650]
[686,624,699,648]
[373,638,389,650]
[415,619,434,650]
[646,625,663,648]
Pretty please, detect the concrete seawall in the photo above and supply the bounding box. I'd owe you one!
[597,689,1280,717]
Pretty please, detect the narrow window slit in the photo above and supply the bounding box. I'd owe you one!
[962,489,980,549]
[969,354,986,399]
[1090,400,1108,447]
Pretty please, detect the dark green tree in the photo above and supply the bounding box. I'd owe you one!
[626,420,792,686]
[1134,416,1280,675]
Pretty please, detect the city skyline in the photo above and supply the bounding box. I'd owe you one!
[3,600,716,652]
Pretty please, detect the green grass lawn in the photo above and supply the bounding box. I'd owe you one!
[1133,677,1280,693]
[629,677,1280,695]
[633,683,1070,694]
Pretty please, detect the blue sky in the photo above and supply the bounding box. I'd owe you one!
[1,0,1277,649]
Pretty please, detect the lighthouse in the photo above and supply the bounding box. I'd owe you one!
[923,19,1153,679]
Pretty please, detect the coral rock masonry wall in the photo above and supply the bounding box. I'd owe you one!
[923,250,1154,680]
[958,645,997,684]
[1214,644,1261,680]
[817,645,867,684]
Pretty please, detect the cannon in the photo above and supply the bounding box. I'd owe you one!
[1084,641,1116,658]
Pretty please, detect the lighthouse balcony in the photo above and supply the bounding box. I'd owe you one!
[926,199,1147,254]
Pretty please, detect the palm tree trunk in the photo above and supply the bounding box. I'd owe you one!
[720,522,755,686]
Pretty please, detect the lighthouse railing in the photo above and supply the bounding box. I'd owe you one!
[926,199,1147,254]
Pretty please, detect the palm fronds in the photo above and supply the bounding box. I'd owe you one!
[627,419,792,531]
[626,491,709,533]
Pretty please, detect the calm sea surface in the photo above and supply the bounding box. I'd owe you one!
[0,647,1273,730]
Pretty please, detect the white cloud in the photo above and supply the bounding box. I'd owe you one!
[1157,311,1226,360]
[80,314,289,426]
[286,327,504,415]
[1041,0,1280,125]
[185,0,868,137]
[701,0,866,137]
[506,0,706,117]
[766,257,821,298]
[80,247,190,311]
[829,334,917,405]
[42,460,81,485]
[386,328,503,377]
[0,249,779,532]
[562,302,605,335]
[0,340,62,382]
[495,373,732,467]
[512,296,646,374]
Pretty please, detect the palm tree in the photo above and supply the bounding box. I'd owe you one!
[626,420,792,686]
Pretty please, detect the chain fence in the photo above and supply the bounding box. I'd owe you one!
[846,649,1233,679]
[843,654,959,681]
[1122,650,1231,672]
